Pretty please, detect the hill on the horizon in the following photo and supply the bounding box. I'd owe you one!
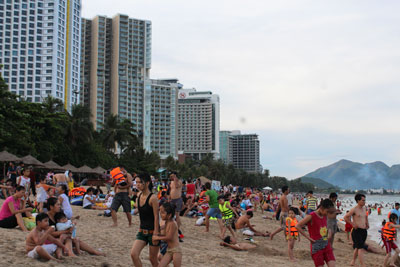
[303,159,400,190]
[300,177,338,189]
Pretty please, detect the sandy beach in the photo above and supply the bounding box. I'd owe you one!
[0,198,388,267]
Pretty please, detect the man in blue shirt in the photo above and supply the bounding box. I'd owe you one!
[390,203,400,224]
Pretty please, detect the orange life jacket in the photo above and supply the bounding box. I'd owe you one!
[285,218,298,237]
[111,167,126,184]
[157,188,167,200]
[383,222,396,241]
[199,191,207,203]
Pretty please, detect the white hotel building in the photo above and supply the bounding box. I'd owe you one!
[0,0,81,110]
[177,89,220,160]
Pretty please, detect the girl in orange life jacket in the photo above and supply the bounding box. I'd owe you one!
[286,207,300,262]
[383,213,400,267]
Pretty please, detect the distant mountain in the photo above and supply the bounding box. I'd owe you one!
[300,177,338,189]
[303,159,400,190]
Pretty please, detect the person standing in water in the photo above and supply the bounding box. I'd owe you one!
[131,173,160,267]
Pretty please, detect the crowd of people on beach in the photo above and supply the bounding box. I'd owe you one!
[1,162,399,266]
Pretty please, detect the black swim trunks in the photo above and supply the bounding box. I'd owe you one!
[111,192,131,212]
[352,228,367,249]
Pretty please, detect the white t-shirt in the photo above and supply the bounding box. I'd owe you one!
[18,176,31,192]
[60,193,73,219]
[287,193,293,206]
[83,194,93,208]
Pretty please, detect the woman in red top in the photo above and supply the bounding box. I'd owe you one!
[296,199,336,267]
[186,179,195,200]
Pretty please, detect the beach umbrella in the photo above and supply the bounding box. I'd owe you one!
[43,160,65,171]
[93,166,106,174]
[20,155,45,166]
[198,176,211,184]
[263,186,273,191]
[0,151,21,162]
[62,163,79,173]
[76,165,97,174]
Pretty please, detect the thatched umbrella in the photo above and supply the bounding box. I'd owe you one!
[76,165,97,174]
[198,176,211,184]
[0,151,21,162]
[20,155,44,166]
[62,163,79,173]
[93,166,106,174]
[43,160,65,171]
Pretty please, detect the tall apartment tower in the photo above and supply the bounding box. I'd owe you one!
[219,130,232,164]
[80,14,151,132]
[0,0,82,110]
[143,79,180,159]
[177,88,220,160]
[230,131,261,173]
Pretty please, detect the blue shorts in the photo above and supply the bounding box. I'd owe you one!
[206,207,222,219]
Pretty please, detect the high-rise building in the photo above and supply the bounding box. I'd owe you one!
[143,79,180,159]
[80,14,151,132]
[219,130,232,164]
[230,131,261,173]
[0,0,82,110]
[177,88,220,160]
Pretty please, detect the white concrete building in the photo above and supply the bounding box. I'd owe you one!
[177,88,220,160]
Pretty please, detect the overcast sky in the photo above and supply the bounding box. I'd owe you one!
[82,0,400,179]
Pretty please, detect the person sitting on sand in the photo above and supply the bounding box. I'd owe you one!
[82,188,108,210]
[46,197,105,257]
[219,236,257,251]
[295,199,336,267]
[286,207,300,262]
[152,202,182,267]
[0,179,13,199]
[55,212,80,255]
[0,186,32,231]
[235,210,269,237]
[36,176,56,213]
[26,213,67,261]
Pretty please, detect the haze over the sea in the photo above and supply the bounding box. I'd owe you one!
[82,0,400,178]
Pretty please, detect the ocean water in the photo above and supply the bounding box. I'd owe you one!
[337,194,399,244]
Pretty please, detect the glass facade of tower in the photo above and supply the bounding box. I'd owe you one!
[0,0,81,110]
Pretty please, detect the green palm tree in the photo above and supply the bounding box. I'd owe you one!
[42,95,64,113]
[65,104,93,147]
[100,114,139,152]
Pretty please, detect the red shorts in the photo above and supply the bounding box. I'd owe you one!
[384,240,398,253]
[311,245,335,267]
[345,224,353,232]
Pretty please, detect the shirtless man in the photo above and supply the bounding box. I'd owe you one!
[235,210,269,237]
[327,192,341,248]
[169,172,183,230]
[26,213,67,261]
[270,185,290,240]
[344,193,369,267]
[53,171,72,187]
[111,167,133,227]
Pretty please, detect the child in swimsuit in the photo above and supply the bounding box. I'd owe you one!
[152,202,182,267]
[285,208,300,262]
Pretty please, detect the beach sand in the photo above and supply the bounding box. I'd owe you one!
[0,199,388,267]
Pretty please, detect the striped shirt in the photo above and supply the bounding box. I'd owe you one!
[307,196,318,210]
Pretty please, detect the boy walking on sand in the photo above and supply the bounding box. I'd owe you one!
[296,199,336,267]
[26,213,67,261]
[344,193,369,267]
